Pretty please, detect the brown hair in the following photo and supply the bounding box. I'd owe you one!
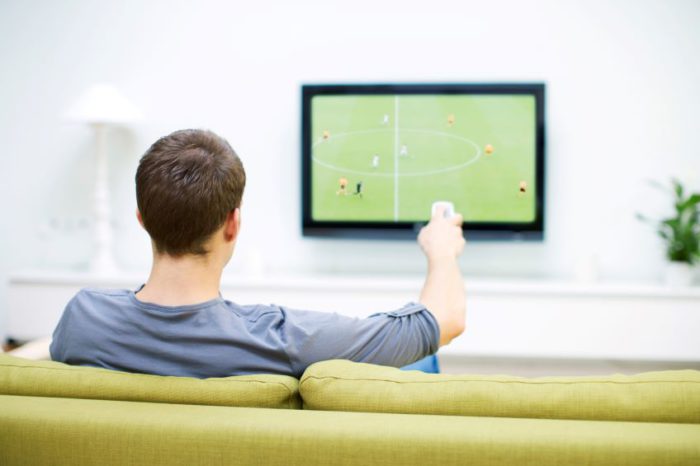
[135,129,246,256]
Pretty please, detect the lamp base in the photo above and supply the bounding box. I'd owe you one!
[90,248,119,276]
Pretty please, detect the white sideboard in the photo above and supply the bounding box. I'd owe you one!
[6,271,700,364]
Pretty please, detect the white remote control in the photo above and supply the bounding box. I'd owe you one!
[431,201,455,219]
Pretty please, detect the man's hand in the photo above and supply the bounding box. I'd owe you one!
[418,205,465,263]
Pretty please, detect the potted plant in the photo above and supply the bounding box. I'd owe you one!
[637,179,700,287]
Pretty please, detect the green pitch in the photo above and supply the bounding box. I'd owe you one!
[311,94,536,222]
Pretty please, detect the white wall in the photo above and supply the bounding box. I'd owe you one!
[1,0,699,340]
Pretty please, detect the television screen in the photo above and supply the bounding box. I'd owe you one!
[301,84,545,239]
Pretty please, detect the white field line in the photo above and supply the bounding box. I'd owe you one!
[394,96,399,221]
[312,128,390,149]
[311,128,483,178]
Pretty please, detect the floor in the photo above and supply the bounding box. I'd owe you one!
[438,354,700,377]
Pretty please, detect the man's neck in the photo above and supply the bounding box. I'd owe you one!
[136,253,224,306]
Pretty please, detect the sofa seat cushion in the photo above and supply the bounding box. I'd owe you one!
[300,360,700,423]
[2,395,700,466]
[0,354,300,409]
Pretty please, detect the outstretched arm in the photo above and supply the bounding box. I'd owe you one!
[418,206,466,346]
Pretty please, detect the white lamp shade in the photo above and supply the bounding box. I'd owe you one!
[65,83,142,124]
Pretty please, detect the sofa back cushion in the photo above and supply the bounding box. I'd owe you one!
[0,354,300,409]
[300,360,700,423]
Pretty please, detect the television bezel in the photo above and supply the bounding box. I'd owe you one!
[301,83,546,240]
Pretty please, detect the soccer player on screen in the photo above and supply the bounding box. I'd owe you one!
[354,181,363,198]
[447,114,455,127]
[322,129,330,140]
[337,177,348,196]
[400,145,408,157]
[519,180,527,197]
[382,114,389,125]
[372,154,380,169]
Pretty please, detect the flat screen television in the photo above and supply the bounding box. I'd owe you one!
[301,83,545,240]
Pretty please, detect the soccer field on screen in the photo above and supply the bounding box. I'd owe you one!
[311,94,536,223]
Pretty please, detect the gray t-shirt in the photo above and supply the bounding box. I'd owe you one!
[49,287,440,378]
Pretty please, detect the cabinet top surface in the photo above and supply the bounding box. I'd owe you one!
[8,270,700,299]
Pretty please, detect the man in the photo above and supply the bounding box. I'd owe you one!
[336,176,348,195]
[354,180,364,198]
[50,129,466,378]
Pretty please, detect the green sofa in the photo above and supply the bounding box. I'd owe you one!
[1,354,699,465]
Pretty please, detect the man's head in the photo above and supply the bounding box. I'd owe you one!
[135,129,246,259]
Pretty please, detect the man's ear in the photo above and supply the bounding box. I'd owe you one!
[136,209,145,228]
[224,208,240,242]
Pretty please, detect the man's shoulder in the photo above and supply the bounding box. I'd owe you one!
[71,287,132,302]
[76,287,132,298]
[66,287,133,311]
[224,301,284,321]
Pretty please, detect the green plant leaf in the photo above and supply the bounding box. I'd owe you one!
[647,179,669,192]
[662,218,680,229]
[678,193,700,212]
[641,179,700,264]
[636,212,652,223]
[672,178,684,199]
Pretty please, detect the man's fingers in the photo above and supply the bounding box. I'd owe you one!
[431,204,447,220]
[451,213,464,226]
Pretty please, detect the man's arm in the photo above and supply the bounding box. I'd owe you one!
[418,205,466,346]
[279,303,440,377]
[6,336,52,360]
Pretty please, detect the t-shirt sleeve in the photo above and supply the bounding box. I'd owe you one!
[49,295,78,362]
[278,302,440,377]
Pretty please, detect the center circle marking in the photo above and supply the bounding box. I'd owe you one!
[312,128,482,178]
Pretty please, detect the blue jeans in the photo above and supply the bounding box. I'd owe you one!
[400,354,440,373]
